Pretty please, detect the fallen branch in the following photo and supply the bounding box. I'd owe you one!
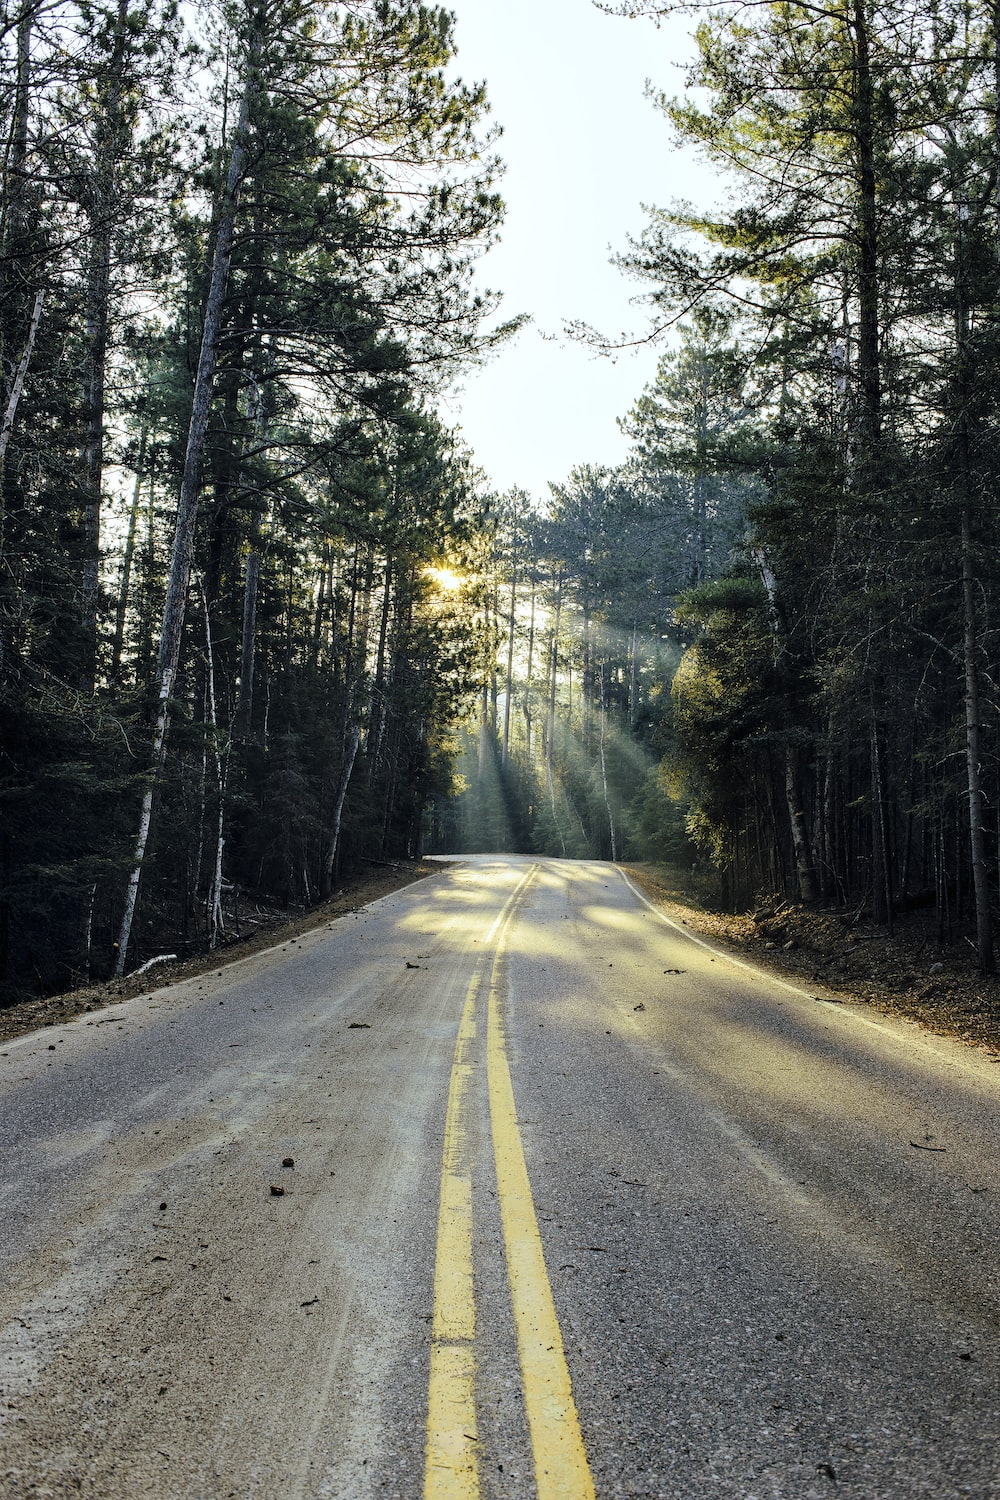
[131,953,177,977]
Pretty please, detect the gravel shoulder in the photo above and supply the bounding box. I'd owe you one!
[0,861,439,1046]
[626,861,1000,1058]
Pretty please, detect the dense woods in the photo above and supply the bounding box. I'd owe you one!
[0,0,507,999]
[626,0,1000,976]
[5,0,1000,1003]
[442,0,1000,974]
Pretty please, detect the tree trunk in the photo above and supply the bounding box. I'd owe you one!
[628,619,639,727]
[755,548,818,903]
[110,425,149,686]
[524,577,535,760]
[79,0,135,691]
[994,0,1000,263]
[368,557,394,775]
[545,572,565,856]
[477,678,490,781]
[0,288,43,474]
[321,724,361,897]
[962,501,994,972]
[954,168,994,972]
[598,662,617,861]
[501,562,517,765]
[236,546,261,740]
[545,571,562,791]
[870,716,894,934]
[114,45,258,975]
[851,0,881,454]
[200,580,226,949]
[0,283,42,673]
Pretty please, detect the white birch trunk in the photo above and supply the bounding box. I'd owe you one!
[0,288,43,470]
[322,724,361,894]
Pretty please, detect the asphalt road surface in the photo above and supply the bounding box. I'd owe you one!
[2,855,1000,1500]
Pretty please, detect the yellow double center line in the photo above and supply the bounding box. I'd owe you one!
[425,866,595,1500]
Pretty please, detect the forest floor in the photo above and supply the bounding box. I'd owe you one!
[627,862,1000,1059]
[0,860,439,1047]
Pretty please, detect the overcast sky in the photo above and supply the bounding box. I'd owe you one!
[440,0,716,504]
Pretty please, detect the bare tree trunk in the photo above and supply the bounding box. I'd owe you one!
[200,580,226,949]
[502,562,517,765]
[80,882,97,984]
[580,592,592,747]
[628,619,638,727]
[870,715,894,934]
[599,662,617,861]
[0,285,42,647]
[477,679,490,781]
[0,288,42,472]
[110,425,149,685]
[545,572,565,855]
[0,0,36,372]
[852,0,881,454]
[755,548,818,904]
[962,501,994,972]
[236,546,261,739]
[545,571,562,793]
[79,0,133,691]
[954,168,994,973]
[115,47,258,975]
[321,724,361,896]
[368,557,393,775]
[524,577,535,760]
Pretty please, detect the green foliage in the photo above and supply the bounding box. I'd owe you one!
[606,0,1000,938]
[0,0,507,997]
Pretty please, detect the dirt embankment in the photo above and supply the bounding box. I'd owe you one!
[0,861,439,1047]
[627,863,1000,1058]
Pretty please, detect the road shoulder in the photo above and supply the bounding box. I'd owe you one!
[625,861,1000,1059]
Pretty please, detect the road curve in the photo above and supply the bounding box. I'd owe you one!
[2,855,999,1499]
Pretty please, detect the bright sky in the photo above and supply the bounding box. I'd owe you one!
[441,0,716,504]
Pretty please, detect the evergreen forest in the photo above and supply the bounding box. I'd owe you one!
[3,0,1000,1003]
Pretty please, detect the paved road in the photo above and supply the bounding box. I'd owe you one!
[2,856,1000,1499]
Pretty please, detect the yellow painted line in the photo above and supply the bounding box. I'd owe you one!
[425,970,479,1498]
[487,880,596,1500]
[424,865,540,1499]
